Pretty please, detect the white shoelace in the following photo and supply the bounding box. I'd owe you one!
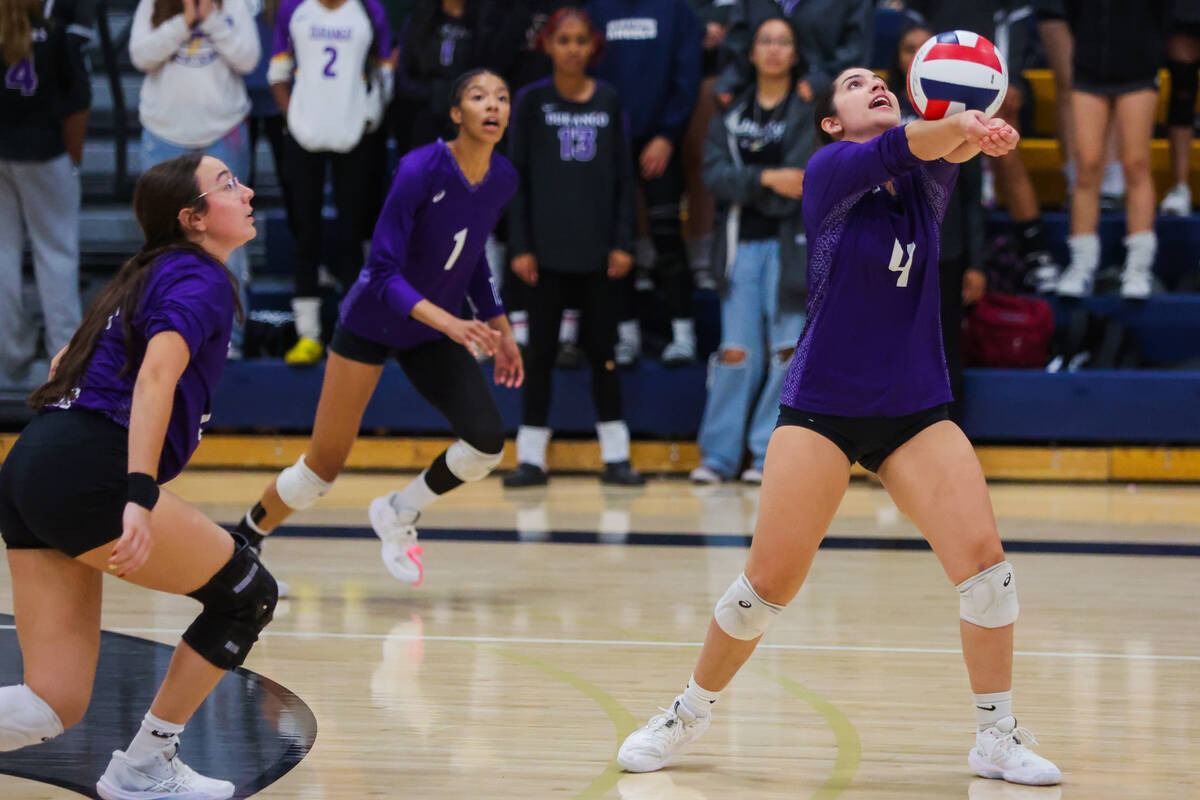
[991,725,1041,761]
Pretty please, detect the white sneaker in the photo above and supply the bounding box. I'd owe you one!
[615,339,640,367]
[968,717,1061,786]
[1022,251,1061,294]
[1056,260,1097,297]
[1159,183,1192,216]
[740,467,764,484]
[1120,263,1153,299]
[688,465,722,484]
[368,493,424,586]
[617,696,711,773]
[96,746,234,800]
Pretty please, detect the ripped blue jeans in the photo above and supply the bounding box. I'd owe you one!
[697,239,805,477]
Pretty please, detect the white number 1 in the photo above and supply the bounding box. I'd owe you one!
[443,227,468,271]
[889,239,915,288]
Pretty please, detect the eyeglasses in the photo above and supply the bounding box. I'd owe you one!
[191,175,243,205]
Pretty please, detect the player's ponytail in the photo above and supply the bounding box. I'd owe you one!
[0,0,40,65]
[813,79,838,147]
[30,154,243,409]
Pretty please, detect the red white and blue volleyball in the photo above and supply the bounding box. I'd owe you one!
[907,30,1008,121]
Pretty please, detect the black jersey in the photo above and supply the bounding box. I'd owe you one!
[508,78,635,273]
[0,0,92,161]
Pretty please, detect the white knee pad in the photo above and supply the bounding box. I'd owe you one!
[957,560,1019,628]
[713,573,785,641]
[446,439,502,482]
[0,685,63,751]
[275,455,333,511]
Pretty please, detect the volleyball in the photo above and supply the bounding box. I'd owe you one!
[906,30,1008,121]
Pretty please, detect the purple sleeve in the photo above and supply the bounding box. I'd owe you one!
[364,0,392,59]
[370,158,429,316]
[142,271,233,357]
[271,0,297,58]
[918,159,960,224]
[466,253,504,320]
[802,126,923,227]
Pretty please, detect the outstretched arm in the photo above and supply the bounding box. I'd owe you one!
[907,111,1019,162]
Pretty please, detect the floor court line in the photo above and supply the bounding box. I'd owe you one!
[5,625,1196,663]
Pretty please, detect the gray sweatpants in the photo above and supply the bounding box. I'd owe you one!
[0,154,82,382]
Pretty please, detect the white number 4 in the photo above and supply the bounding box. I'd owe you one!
[443,227,468,271]
[889,239,915,288]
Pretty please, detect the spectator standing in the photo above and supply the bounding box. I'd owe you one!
[585,0,703,365]
[690,16,814,484]
[1056,0,1170,299]
[395,0,485,151]
[714,0,873,103]
[1159,0,1200,215]
[503,7,644,487]
[130,0,259,357]
[268,0,393,364]
[244,0,290,215]
[0,0,89,384]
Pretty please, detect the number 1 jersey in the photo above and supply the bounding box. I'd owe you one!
[339,140,518,349]
[781,126,959,417]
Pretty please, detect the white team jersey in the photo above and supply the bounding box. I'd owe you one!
[268,0,390,153]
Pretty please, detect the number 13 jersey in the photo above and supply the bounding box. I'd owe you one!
[781,125,959,417]
[339,140,518,349]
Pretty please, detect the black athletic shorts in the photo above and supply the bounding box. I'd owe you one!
[0,408,128,557]
[775,403,951,473]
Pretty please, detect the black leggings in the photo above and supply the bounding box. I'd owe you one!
[522,271,623,428]
[329,326,505,456]
[628,136,693,321]
[285,135,370,296]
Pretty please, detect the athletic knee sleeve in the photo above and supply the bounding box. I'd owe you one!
[445,439,502,482]
[275,454,332,511]
[957,560,1019,628]
[713,573,784,640]
[183,543,278,670]
[1167,60,1200,127]
[0,684,63,751]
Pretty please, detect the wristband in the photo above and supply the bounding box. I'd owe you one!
[127,472,160,511]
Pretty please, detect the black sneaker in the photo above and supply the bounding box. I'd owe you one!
[601,460,646,486]
[503,463,548,488]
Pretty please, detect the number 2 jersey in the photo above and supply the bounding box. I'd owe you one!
[780,125,958,417]
[339,140,518,349]
[269,0,391,153]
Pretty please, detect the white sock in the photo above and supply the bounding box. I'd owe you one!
[559,309,580,344]
[394,471,439,513]
[671,318,695,346]
[1067,233,1100,274]
[973,690,1013,731]
[516,425,551,470]
[680,675,721,718]
[1123,230,1157,273]
[291,296,321,342]
[617,319,641,348]
[596,420,630,464]
[509,310,529,346]
[0,684,63,752]
[125,711,185,762]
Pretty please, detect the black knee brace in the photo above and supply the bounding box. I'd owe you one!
[182,541,278,670]
[1167,60,1200,127]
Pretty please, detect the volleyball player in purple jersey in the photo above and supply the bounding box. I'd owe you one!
[618,68,1062,787]
[0,153,276,800]
[234,69,523,588]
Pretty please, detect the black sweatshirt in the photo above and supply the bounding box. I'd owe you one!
[0,0,92,161]
[508,78,635,273]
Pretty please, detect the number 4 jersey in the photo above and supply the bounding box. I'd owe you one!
[269,0,391,153]
[781,125,959,417]
[339,140,518,349]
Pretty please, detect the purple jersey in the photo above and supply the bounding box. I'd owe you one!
[781,125,958,417]
[53,251,235,483]
[339,140,517,348]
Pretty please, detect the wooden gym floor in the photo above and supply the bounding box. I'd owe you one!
[1,471,1198,799]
